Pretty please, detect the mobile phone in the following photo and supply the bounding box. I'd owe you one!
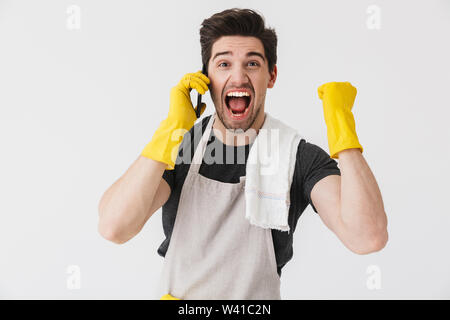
[195,64,208,118]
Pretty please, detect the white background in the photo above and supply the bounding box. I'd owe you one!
[0,0,449,299]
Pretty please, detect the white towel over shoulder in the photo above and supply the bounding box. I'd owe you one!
[245,113,302,233]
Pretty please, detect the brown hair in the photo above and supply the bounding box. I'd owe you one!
[199,8,277,74]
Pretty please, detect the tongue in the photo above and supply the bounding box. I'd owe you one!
[228,97,247,112]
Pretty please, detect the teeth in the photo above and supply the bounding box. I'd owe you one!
[226,91,250,97]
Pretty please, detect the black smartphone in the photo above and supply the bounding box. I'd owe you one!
[195,64,208,118]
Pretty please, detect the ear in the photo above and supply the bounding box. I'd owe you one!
[267,64,277,89]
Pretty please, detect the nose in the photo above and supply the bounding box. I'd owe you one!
[228,65,250,86]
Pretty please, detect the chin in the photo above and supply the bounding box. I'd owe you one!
[224,109,260,133]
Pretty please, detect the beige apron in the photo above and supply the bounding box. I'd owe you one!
[156,113,281,300]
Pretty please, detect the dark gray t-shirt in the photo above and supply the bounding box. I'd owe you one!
[159,115,340,277]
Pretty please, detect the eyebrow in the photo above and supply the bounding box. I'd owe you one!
[212,51,266,62]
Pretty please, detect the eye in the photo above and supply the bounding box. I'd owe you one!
[218,62,229,67]
[248,61,260,67]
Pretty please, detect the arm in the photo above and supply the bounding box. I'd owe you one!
[311,149,388,254]
[98,156,170,244]
[98,70,209,244]
[313,82,388,254]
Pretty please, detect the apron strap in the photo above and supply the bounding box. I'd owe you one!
[191,113,215,173]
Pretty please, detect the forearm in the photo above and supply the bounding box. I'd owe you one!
[337,148,388,253]
[98,156,167,243]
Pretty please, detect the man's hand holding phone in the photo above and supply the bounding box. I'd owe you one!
[141,71,210,170]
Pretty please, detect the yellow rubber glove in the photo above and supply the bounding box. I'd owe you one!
[317,82,363,159]
[160,293,180,300]
[142,71,210,169]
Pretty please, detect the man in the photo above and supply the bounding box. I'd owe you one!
[98,8,388,300]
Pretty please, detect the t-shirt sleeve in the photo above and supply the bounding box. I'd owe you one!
[162,168,175,192]
[297,139,341,213]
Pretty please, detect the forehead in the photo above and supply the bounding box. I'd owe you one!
[211,35,265,58]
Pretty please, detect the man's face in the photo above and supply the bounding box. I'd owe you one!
[207,35,277,132]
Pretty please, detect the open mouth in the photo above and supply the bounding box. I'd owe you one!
[224,92,252,120]
[225,96,251,114]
